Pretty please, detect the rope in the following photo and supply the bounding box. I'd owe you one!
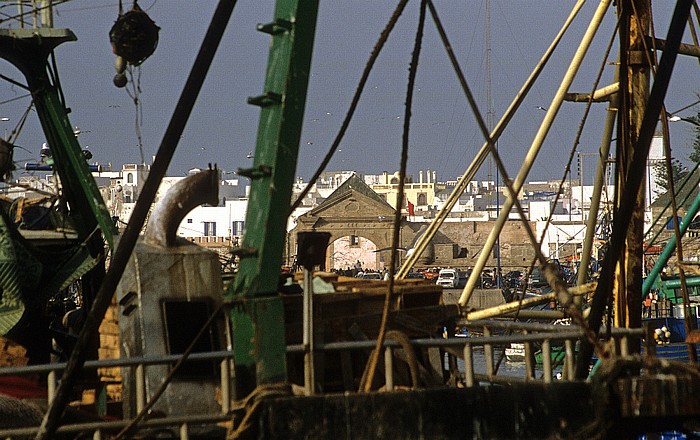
[227,383,292,439]
[125,66,146,164]
[289,0,410,214]
[360,0,425,393]
[386,330,420,388]
[112,302,226,440]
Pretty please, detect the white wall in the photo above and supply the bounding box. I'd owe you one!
[177,199,248,238]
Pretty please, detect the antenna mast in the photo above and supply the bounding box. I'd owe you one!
[486,0,501,282]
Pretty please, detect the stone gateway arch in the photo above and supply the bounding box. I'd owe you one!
[288,175,416,271]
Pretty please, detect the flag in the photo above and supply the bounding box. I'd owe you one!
[407,200,415,216]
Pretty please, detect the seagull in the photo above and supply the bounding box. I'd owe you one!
[535,106,547,111]
[246,152,254,159]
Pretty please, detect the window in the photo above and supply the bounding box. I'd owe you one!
[203,222,216,236]
[162,300,218,378]
[349,235,359,246]
[232,221,245,236]
[187,218,193,224]
[127,173,133,184]
[417,193,427,206]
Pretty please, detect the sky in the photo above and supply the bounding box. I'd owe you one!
[0,1,699,185]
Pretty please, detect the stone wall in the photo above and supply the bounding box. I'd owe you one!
[419,220,536,271]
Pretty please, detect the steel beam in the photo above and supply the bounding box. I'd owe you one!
[228,0,319,396]
[0,29,115,248]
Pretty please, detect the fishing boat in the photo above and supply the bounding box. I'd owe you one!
[505,342,526,362]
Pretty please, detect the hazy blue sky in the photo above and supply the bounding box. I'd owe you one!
[0,1,698,185]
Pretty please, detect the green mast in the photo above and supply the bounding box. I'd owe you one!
[227,0,319,395]
[0,28,116,249]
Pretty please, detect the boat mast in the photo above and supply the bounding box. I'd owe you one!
[486,0,501,284]
[227,0,319,397]
[614,0,649,330]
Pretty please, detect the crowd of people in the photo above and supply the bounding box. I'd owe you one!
[331,260,387,278]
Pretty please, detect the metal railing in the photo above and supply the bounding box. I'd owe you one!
[0,323,646,438]
[0,351,234,439]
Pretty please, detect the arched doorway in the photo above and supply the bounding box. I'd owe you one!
[327,235,380,272]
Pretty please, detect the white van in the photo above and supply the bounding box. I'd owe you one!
[436,268,466,288]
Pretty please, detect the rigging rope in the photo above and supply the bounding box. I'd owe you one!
[34,2,237,438]
[645,2,697,361]
[112,301,226,440]
[125,66,146,164]
[576,0,693,378]
[289,0,410,214]
[360,0,425,394]
[426,0,612,357]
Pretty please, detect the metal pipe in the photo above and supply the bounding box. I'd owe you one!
[34,2,238,438]
[578,64,619,288]
[180,423,190,440]
[576,0,693,378]
[644,162,700,242]
[564,81,619,102]
[497,309,567,320]
[484,327,494,379]
[397,0,586,278]
[620,335,629,357]
[47,370,56,404]
[564,339,575,379]
[460,0,612,307]
[303,268,315,395]
[384,348,394,391]
[145,168,219,247]
[524,331,534,381]
[220,359,231,414]
[542,340,552,384]
[642,191,700,296]
[466,283,594,320]
[135,364,145,414]
[463,343,474,387]
[651,36,700,58]
[466,292,556,320]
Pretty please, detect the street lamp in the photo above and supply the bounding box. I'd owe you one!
[0,117,9,140]
[669,115,700,127]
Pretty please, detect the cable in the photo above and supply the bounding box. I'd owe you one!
[360,0,425,393]
[0,0,71,27]
[125,65,146,164]
[34,2,238,438]
[290,0,410,214]
[537,17,619,268]
[112,302,226,440]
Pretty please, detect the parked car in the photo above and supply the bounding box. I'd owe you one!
[504,270,525,289]
[420,269,440,283]
[528,267,547,288]
[360,272,383,280]
[436,268,467,288]
[406,272,426,279]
